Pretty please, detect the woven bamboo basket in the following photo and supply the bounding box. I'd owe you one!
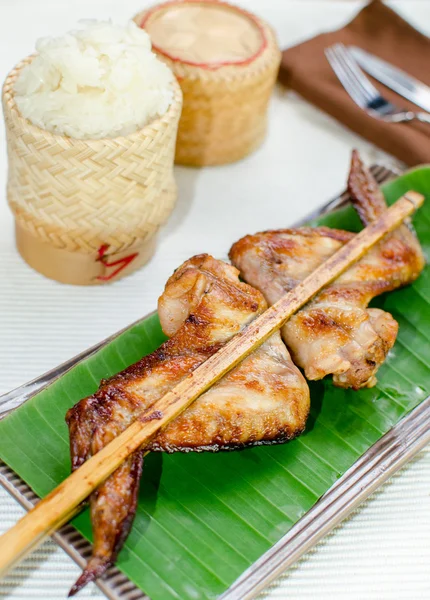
[2,58,183,285]
[134,0,281,167]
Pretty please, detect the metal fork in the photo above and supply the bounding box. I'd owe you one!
[325,43,430,124]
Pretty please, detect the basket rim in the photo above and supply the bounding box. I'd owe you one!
[135,0,280,78]
[2,55,183,145]
[138,0,268,70]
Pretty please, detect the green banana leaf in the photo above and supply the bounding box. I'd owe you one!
[1,166,429,600]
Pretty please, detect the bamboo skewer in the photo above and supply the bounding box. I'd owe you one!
[0,191,424,578]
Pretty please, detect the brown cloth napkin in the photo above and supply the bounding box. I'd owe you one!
[278,0,430,166]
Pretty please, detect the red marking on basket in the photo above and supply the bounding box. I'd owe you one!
[139,0,267,70]
[96,244,139,281]
[97,244,110,260]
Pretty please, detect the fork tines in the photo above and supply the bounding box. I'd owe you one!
[325,43,382,109]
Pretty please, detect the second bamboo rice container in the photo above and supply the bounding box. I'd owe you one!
[134,0,281,166]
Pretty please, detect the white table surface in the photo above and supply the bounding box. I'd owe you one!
[0,1,429,599]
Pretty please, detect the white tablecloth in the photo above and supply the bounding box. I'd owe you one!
[0,1,429,598]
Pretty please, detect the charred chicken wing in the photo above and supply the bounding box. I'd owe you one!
[66,254,309,594]
[230,151,424,389]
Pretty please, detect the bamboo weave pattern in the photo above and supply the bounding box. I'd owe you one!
[135,2,281,166]
[3,58,182,283]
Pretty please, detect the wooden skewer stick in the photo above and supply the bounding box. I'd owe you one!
[0,191,423,577]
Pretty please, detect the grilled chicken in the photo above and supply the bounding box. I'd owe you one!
[230,151,425,389]
[66,254,309,595]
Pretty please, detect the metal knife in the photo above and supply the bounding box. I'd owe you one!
[350,46,430,113]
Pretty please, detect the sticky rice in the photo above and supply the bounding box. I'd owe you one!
[13,20,174,139]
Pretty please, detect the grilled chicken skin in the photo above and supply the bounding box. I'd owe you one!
[230,151,425,389]
[66,254,309,594]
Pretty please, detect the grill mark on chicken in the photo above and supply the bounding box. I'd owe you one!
[230,151,425,390]
[66,254,309,594]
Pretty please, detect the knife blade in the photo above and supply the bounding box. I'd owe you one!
[350,46,430,113]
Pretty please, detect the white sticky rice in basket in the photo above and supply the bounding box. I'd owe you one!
[13,20,174,139]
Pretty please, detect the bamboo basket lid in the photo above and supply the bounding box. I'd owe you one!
[135,1,281,166]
